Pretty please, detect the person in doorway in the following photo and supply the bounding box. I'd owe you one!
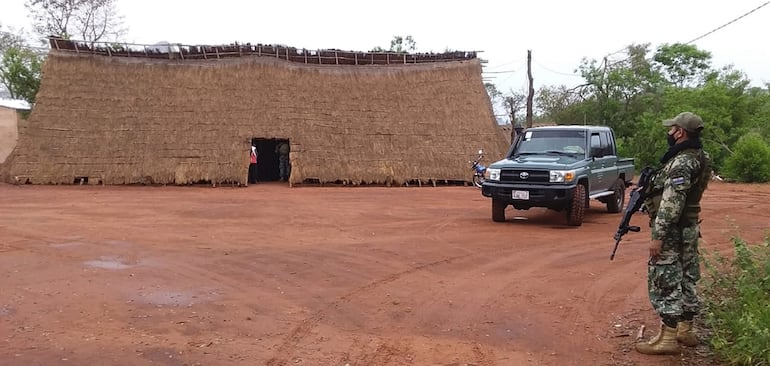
[635,112,712,355]
[275,141,290,182]
[248,145,258,184]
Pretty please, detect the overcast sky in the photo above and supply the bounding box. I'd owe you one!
[2,0,769,94]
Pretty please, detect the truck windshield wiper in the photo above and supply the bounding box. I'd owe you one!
[511,152,540,158]
[512,151,582,158]
[543,150,580,156]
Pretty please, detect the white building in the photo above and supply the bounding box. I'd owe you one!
[0,99,30,164]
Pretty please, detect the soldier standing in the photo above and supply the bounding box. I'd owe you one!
[636,112,712,355]
[275,141,290,182]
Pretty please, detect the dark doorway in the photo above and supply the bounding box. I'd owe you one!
[251,138,289,182]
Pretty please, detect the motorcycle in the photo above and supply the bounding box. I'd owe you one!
[470,149,487,188]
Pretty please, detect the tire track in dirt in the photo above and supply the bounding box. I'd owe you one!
[264,251,475,366]
[115,240,475,365]
[264,229,607,365]
[262,210,492,365]
[420,241,613,354]
[384,226,646,364]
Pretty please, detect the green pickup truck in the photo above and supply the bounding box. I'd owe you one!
[481,125,635,226]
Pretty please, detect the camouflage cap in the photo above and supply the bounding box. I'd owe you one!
[663,112,704,132]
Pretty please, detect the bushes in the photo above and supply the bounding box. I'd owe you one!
[722,133,770,183]
[702,236,770,365]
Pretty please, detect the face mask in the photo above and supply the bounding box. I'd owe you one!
[667,133,677,147]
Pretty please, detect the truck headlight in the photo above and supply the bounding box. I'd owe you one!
[487,168,501,181]
[549,170,576,183]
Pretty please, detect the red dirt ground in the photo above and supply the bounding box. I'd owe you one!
[1,182,768,366]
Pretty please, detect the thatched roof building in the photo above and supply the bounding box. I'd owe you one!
[2,39,509,186]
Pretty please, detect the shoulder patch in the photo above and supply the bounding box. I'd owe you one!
[672,176,685,185]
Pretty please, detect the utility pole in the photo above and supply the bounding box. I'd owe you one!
[526,50,534,129]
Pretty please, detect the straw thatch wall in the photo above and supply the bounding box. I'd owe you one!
[5,51,509,185]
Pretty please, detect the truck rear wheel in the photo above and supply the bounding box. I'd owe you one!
[492,199,507,222]
[606,178,626,213]
[567,184,586,226]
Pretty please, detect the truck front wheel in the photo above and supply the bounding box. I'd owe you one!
[567,184,586,226]
[492,199,507,222]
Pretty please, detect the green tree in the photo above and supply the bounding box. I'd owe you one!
[653,43,712,87]
[503,89,526,127]
[722,133,770,183]
[535,85,589,124]
[371,35,416,53]
[538,41,769,176]
[484,82,502,104]
[0,47,43,104]
[574,43,668,137]
[656,67,763,172]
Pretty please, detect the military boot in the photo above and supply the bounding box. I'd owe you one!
[635,323,680,355]
[677,321,698,347]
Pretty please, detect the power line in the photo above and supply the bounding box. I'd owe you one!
[532,59,582,77]
[482,69,516,74]
[601,2,770,65]
[686,1,770,44]
[485,57,526,71]
[557,2,770,104]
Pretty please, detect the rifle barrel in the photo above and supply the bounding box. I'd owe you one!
[610,238,622,260]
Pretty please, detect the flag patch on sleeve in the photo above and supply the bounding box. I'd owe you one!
[672,177,685,185]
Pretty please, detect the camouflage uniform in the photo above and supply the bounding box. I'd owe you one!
[644,147,710,320]
[276,142,290,181]
[634,112,711,355]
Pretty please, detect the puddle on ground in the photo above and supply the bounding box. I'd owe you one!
[84,256,136,270]
[105,240,134,248]
[129,289,220,307]
[50,241,86,248]
[0,305,15,317]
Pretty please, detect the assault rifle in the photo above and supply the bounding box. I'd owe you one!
[611,167,655,260]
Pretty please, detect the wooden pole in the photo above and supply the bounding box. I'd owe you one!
[526,50,534,129]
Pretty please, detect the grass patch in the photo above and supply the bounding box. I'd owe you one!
[701,235,770,365]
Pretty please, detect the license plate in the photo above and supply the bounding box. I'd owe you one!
[512,190,529,200]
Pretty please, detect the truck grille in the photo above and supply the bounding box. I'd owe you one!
[500,169,550,183]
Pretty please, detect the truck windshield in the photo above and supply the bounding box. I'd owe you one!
[514,130,587,157]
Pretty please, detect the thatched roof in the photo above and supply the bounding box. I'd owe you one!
[4,41,509,186]
[46,38,481,65]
